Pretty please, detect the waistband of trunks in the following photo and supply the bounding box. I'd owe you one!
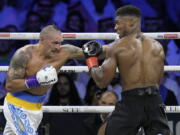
[121,86,159,97]
[5,92,44,110]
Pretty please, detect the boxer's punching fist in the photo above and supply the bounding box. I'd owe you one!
[82,41,102,70]
[25,65,58,89]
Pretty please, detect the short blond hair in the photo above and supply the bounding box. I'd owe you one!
[40,25,61,39]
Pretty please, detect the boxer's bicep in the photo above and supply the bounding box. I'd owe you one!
[6,49,31,92]
[7,50,29,82]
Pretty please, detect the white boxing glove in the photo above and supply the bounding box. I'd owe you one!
[36,65,58,85]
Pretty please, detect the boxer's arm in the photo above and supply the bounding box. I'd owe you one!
[99,46,108,59]
[62,44,84,59]
[6,49,30,92]
[62,44,106,59]
[90,50,117,88]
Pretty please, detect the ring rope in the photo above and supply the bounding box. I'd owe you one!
[0,32,179,40]
[0,66,180,72]
[0,106,179,113]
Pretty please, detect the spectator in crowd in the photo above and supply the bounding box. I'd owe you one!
[98,17,114,33]
[4,24,20,49]
[24,11,43,32]
[80,0,115,23]
[22,11,43,44]
[98,91,118,122]
[97,17,115,44]
[64,10,85,32]
[62,10,87,50]
[32,0,55,27]
[83,91,118,135]
[63,59,88,101]
[5,24,18,32]
[67,1,97,32]
[0,0,28,30]
[41,73,86,135]
[47,73,82,105]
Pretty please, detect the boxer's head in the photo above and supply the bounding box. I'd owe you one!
[114,5,141,38]
[39,25,63,54]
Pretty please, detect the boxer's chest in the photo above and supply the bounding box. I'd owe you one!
[25,52,68,77]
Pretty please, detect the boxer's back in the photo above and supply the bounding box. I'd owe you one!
[114,34,164,91]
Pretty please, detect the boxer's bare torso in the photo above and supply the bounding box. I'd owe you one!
[6,44,83,95]
[91,33,164,91]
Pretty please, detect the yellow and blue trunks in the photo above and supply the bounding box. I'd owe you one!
[6,92,46,110]
[3,92,46,135]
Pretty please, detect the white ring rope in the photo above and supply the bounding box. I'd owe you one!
[0,66,180,72]
[0,32,180,40]
[0,106,179,113]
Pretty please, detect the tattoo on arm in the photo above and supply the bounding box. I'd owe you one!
[63,44,84,58]
[7,50,29,82]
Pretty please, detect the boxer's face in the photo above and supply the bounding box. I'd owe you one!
[45,31,63,53]
[114,16,132,38]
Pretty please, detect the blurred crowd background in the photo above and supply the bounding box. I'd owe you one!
[0,0,180,134]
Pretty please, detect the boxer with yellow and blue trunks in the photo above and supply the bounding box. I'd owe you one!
[3,25,86,135]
